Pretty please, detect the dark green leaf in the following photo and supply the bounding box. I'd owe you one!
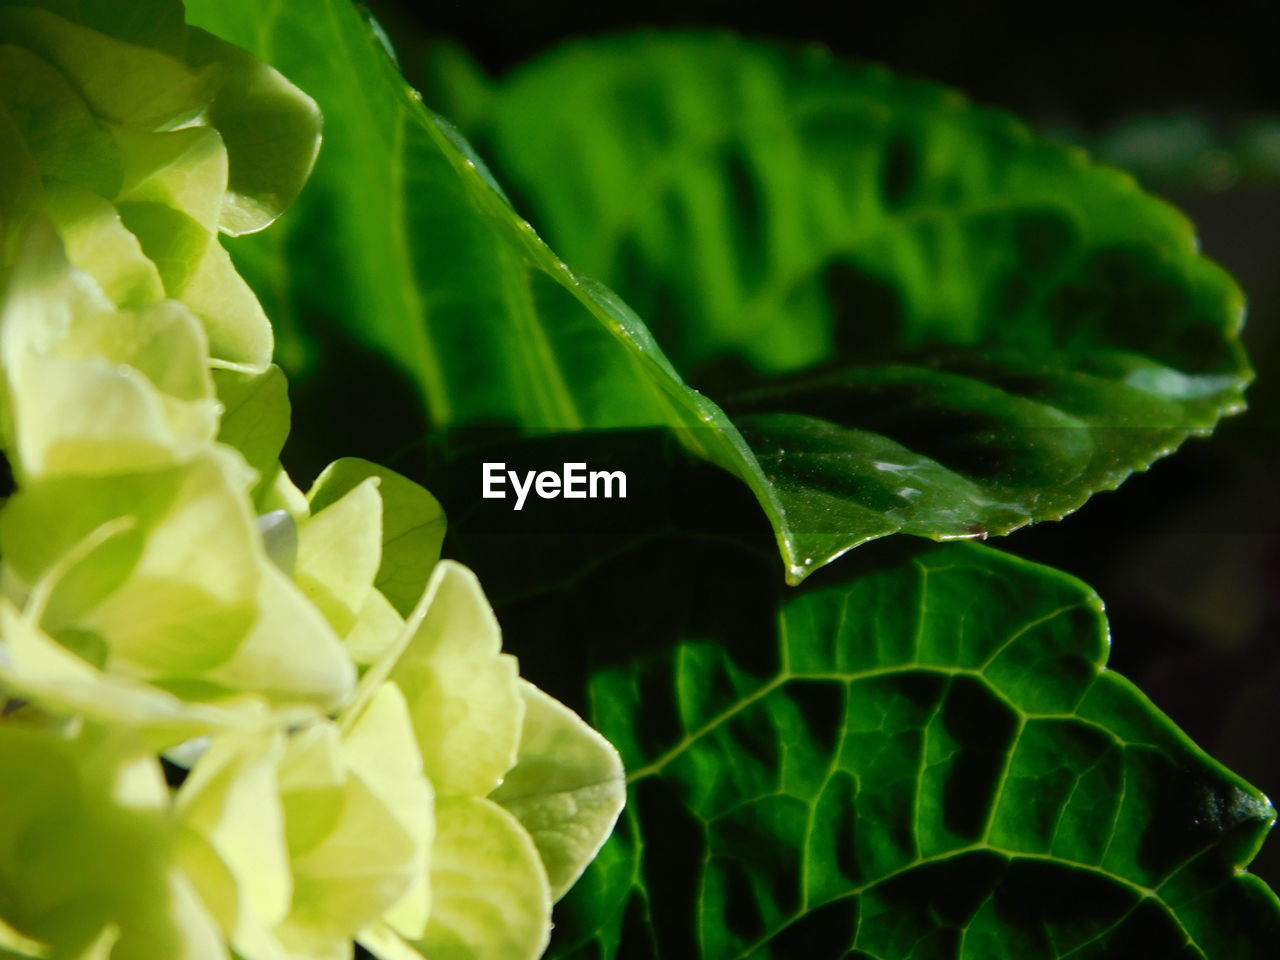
[452,34,1252,579]
[184,0,681,429]
[186,9,1249,582]
[182,1,774,569]
[551,540,1279,958]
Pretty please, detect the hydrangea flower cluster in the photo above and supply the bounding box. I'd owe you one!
[0,3,624,958]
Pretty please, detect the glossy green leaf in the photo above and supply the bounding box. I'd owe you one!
[181,0,687,434]
[549,541,1280,958]
[178,0,782,569]
[457,33,1250,580]
[180,8,1251,581]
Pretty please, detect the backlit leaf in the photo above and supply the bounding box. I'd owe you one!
[551,542,1280,958]
[195,10,1250,582]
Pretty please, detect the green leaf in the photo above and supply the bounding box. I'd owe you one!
[181,0,690,431]
[179,7,1252,581]
[550,540,1280,958]
[177,0,790,573]
[452,33,1250,580]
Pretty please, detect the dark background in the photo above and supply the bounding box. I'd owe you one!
[361,0,1280,880]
